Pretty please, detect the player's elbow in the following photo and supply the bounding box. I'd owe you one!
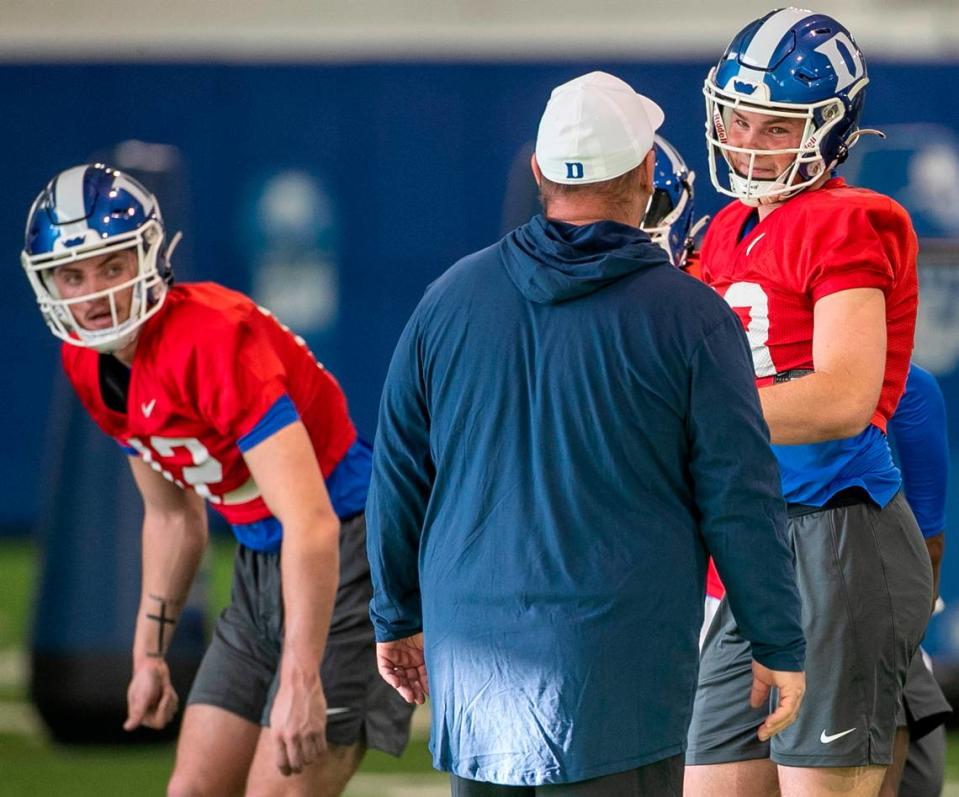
[277,502,341,547]
[823,395,878,439]
[807,364,882,440]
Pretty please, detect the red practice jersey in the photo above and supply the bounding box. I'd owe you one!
[701,178,918,434]
[701,179,919,600]
[62,282,358,527]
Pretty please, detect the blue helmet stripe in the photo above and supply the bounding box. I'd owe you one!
[741,7,816,69]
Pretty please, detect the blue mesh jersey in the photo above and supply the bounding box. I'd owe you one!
[887,364,948,538]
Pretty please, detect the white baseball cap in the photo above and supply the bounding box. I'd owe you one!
[535,71,665,185]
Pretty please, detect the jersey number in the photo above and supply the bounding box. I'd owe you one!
[722,282,775,378]
[128,436,225,500]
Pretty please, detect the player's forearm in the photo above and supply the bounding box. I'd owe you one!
[759,371,879,444]
[133,509,207,666]
[279,509,340,668]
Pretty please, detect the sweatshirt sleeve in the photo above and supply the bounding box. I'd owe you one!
[888,364,948,539]
[366,310,435,642]
[687,312,806,671]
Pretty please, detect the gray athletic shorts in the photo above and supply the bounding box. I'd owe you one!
[686,491,932,768]
[900,649,951,740]
[187,513,414,755]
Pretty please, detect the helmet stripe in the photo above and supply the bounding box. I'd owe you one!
[741,8,817,69]
[656,135,682,172]
[113,174,155,214]
[53,165,91,225]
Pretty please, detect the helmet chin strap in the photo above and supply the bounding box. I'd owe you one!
[728,172,793,207]
[92,330,139,356]
[78,319,141,355]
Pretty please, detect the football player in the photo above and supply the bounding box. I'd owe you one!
[698,362,951,797]
[21,164,413,797]
[650,133,951,795]
[683,10,934,797]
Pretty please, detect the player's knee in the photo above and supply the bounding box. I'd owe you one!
[166,770,223,797]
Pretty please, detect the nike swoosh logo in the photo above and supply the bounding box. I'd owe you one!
[745,232,766,256]
[820,727,856,744]
[326,707,351,716]
[141,399,157,417]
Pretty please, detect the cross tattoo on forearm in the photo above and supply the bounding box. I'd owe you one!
[145,593,179,658]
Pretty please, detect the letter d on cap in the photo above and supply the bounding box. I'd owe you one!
[565,162,584,179]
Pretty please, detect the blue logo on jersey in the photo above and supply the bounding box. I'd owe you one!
[566,162,584,179]
[733,80,758,95]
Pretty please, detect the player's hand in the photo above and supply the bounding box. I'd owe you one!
[377,633,428,705]
[750,660,805,741]
[123,658,179,731]
[269,654,328,777]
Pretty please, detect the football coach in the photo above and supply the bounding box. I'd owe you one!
[365,71,806,797]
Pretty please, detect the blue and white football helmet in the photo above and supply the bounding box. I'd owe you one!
[641,135,708,269]
[704,8,873,206]
[21,164,177,352]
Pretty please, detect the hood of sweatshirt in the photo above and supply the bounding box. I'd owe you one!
[500,213,671,304]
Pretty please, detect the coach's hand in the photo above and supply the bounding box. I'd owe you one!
[377,633,429,705]
[124,658,179,731]
[270,654,328,777]
[750,660,805,741]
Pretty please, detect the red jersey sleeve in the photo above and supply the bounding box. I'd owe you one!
[806,202,904,303]
[189,310,291,443]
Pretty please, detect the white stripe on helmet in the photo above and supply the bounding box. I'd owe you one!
[741,7,817,69]
[113,174,154,214]
[53,165,90,224]
[655,135,683,172]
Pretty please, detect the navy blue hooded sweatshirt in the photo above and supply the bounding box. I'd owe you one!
[367,215,804,785]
